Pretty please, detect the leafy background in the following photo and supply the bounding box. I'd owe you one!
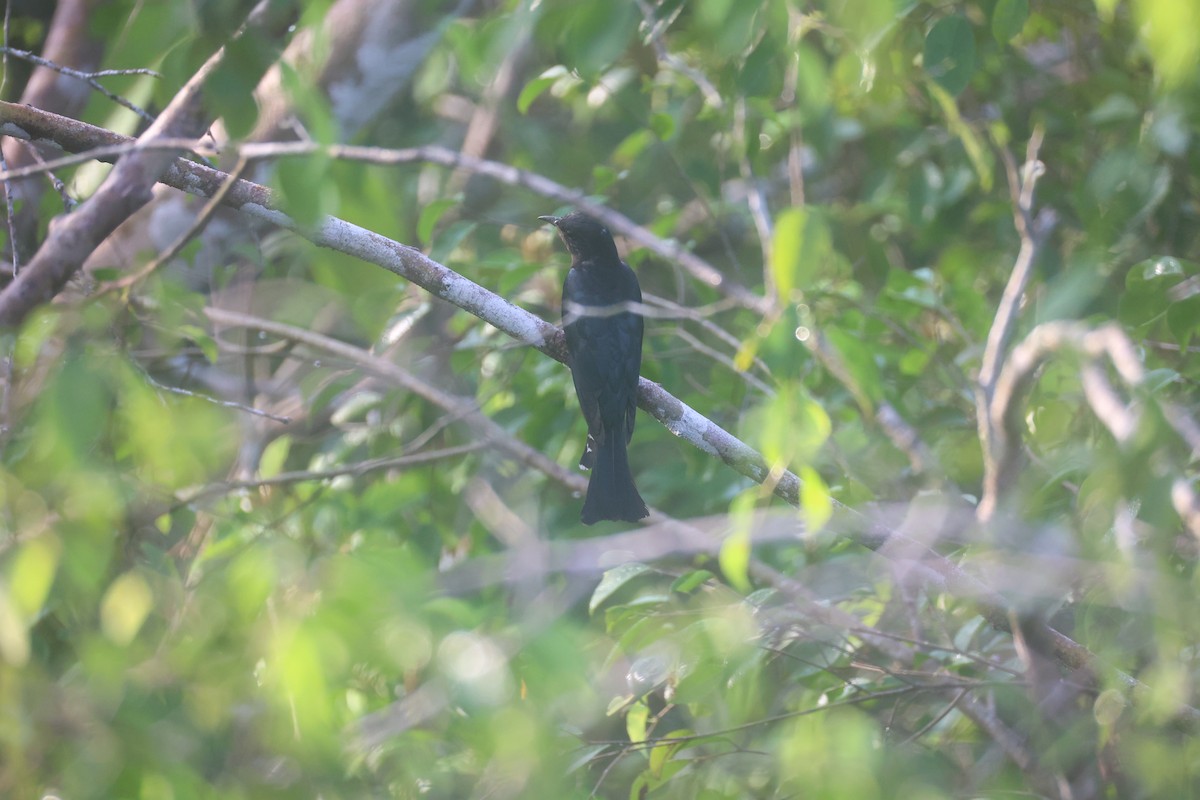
[2,0,1199,797]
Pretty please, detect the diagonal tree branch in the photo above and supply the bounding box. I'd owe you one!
[0,102,800,504]
[0,124,770,315]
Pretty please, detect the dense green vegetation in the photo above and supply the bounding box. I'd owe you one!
[2,0,1199,797]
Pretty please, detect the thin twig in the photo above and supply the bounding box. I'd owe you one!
[0,46,158,123]
[986,320,1200,543]
[101,156,250,294]
[0,133,771,315]
[976,128,1056,522]
[137,364,292,424]
[804,328,934,475]
[179,442,484,505]
[0,146,17,277]
[201,306,594,501]
[0,1,283,329]
[633,0,724,109]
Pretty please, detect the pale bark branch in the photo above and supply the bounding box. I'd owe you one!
[0,103,799,504]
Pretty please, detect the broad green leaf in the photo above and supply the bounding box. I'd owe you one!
[590,563,652,614]
[100,571,153,646]
[992,0,1029,43]
[178,324,218,364]
[720,492,756,594]
[649,112,676,141]
[1167,294,1200,349]
[924,15,976,96]
[562,0,637,76]
[428,220,477,264]
[258,435,291,479]
[517,67,567,114]
[771,207,832,300]
[1120,257,1193,327]
[625,700,649,743]
[9,537,60,619]
[1134,0,1200,87]
[825,327,884,406]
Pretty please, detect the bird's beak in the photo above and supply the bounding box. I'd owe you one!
[538,215,561,226]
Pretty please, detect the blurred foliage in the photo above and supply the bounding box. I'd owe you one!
[2,0,1200,798]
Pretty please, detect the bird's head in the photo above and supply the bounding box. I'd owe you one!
[539,212,619,261]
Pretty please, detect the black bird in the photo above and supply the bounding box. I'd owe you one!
[541,212,649,524]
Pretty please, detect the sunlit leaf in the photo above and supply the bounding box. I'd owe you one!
[590,563,652,614]
[671,570,715,594]
[799,466,832,532]
[771,207,832,300]
[517,68,564,114]
[100,571,153,646]
[625,700,649,743]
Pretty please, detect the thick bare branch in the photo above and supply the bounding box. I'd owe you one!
[0,1,285,329]
[1,0,104,266]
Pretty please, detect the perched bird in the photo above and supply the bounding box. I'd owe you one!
[541,212,649,524]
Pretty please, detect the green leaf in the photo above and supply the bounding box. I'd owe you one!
[625,700,649,743]
[1126,256,1188,289]
[562,0,638,76]
[612,129,656,167]
[517,69,563,114]
[648,729,694,778]
[1134,0,1200,88]
[417,198,459,246]
[825,327,884,406]
[924,15,976,96]
[178,324,218,364]
[590,563,652,614]
[991,0,1029,43]
[1120,257,1192,327]
[259,436,291,479]
[274,153,331,228]
[428,220,477,264]
[649,112,676,141]
[720,493,755,593]
[771,207,832,300]
[739,35,782,97]
[799,466,832,532]
[497,260,544,296]
[671,570,715,594]
[1167,293,1200,349]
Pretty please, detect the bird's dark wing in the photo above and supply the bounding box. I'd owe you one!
[562,264,643,440]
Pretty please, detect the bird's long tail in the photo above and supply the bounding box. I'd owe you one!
[581,425,648,524]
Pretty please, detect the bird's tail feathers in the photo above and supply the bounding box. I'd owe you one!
[581,426,648,524]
